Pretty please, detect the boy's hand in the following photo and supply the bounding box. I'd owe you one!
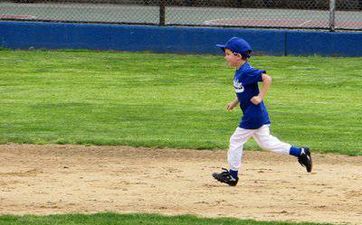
[227,100,238,111]
[251,95,262,105]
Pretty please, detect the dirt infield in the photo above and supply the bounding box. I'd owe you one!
[0,145,361,224]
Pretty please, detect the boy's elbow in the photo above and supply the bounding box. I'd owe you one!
[263,74,272,83]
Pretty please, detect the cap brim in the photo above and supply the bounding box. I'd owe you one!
[216,44,226,52]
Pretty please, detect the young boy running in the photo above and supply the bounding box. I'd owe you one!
[212,37,312,186]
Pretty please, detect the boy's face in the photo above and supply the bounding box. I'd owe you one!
[224,49,243,68]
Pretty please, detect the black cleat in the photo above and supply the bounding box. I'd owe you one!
[212,168,239,186]
[298,147,313,173]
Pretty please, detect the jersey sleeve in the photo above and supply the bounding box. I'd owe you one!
[242,69,266,85]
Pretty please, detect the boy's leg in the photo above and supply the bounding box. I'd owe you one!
[212,127,254,186]
[252,125,291,154]
[228,127,254,171]
[253,125,312,172]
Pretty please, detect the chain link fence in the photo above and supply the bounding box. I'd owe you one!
[0,0,361,31]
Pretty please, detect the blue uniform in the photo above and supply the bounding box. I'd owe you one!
[233,62,270,129]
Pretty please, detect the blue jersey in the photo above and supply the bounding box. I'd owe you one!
[233,62,270,129]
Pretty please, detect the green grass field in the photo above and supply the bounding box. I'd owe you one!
[0,50,361,155]
[0,213,331,225]
[1,49,360,225]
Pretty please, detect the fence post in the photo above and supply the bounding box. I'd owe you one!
[329,0,336,31]
[159,0,166,26]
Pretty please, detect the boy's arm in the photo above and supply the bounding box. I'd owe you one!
[227,97,239,111]
[251,73,272,105]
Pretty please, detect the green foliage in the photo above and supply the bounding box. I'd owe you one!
[0,50,361,155]
[0,213,332,225]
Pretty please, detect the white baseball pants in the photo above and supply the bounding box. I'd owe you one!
[228,125,291,171]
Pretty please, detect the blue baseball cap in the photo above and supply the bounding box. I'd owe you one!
[216,37,252,58]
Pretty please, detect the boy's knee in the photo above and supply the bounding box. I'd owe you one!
[229,135,237,143]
